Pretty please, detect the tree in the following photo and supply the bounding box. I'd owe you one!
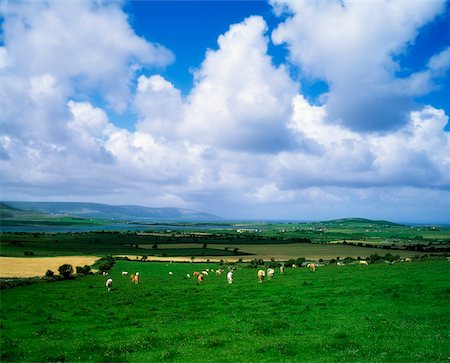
[58,264,73,279]
[45,270,54,278]
[76,265,91,274]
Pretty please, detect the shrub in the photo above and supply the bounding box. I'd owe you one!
[384,253,399,262]
[286,259,295,267]
[295,257,306,266]
[96,256,115,273]
[45,270,54,277]
[58,264,73,279]
[75,265,91,274]
[369,254,383,263]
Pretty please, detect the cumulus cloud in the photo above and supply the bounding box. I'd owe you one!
[134,75,183,138]
[0,0,179,203]
[271,0,448,131]
[182,16,299,153]
[0,0,173,112]
[280,96,450,190]
[0,2,448,222]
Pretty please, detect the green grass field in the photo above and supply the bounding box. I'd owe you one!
[1,259,449,362]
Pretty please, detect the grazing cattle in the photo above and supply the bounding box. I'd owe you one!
[257,270,265,283]
[404,258,412,263]
[291,264,297,269]
[202,270,209,276]
[267,268,275,279]
[193,271,200,277]
[358,261,369,265]
[103,272,108,276]
[307,263,316,272]
[336,262,344,266]
[186,274,191,278]
[121,271,128,276]
[106,278,113,291]
[169,272,173,275]
[216,269,223,276]
[227,271,233,284]
[198,274,204,285]
[280,265,285,273]
[130,273,139,284]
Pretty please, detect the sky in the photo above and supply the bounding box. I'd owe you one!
[0,0,449,224]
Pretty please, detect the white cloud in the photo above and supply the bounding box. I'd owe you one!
[134,75,183,139]
[271,0,447,131]
[428,47,450,76]
[0,47,9,71]
[278,96,449,190]
[181,16,299,153]
[0,3,448,223]
[1,0,173,112]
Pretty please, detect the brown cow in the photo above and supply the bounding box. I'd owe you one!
[257,270,265,283]
[197,273,204,285]
[130,272,139,284]
[193,271,200,277]
[307,263,316,272]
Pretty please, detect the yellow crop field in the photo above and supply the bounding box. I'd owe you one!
[0,256,100,278]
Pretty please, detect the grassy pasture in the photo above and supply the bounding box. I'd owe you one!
[1,232,426,261]
[212,243,417,261]
[1,259,449,362]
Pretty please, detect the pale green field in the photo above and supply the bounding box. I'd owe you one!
[140,243,417,261]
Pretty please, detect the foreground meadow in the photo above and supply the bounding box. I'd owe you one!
[1,260,449,362]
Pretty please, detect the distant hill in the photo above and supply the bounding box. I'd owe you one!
[3,201,221,221]
[0,202,48,220]
[321,217,403,227]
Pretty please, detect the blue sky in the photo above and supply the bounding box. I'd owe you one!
[0,0,449,223]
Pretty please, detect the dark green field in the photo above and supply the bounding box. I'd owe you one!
[1,218,449,258]
[1,259,449,362]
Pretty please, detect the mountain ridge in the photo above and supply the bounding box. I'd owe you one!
[2,201,221,221]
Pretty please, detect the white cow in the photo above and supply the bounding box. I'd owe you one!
[121,271,128,276]
[358,260,369,265]
[267,268,275,279]
[106,278,113,291]
[227,271,233,284]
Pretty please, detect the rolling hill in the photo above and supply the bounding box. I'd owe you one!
[2,201,221,221]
